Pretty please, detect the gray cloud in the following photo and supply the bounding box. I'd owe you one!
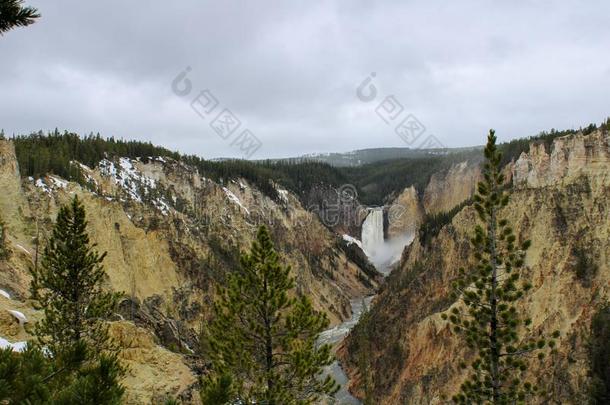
[1,0,609,158]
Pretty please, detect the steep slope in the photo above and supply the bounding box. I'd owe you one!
[422,159,481,214]
[386,186,423,239]
[0,140,380,402]
[386,159,481,240]
[340,130,609,404]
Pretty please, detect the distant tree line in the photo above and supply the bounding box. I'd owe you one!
[348,118,609,205]
[11,130,348,203]
[12,130,181,179]
[9,120,609,207]
[342,150,483,205]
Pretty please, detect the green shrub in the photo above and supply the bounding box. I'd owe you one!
[418,200,470,247]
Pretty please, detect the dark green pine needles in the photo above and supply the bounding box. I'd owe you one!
[443,130,559,404]
[1,196,123,403]
[201,225,338,405]
[30,196,119,357]
[28,195,124,403]
[0,0,40,35]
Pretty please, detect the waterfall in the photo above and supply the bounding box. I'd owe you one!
[361,208,384,258]
[361,207,414,274]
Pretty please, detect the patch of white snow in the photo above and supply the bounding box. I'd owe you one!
[99,158,171,214]
[277,188,289,203]
[222,187,250,215]
[342,234,363,250]
[7,310,27,326]
[0,336,27,352]
[35,178,51,194]
[14,244,30,255]
[48,176,68,189]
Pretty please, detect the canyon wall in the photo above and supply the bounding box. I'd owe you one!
[422,160,481,215]
[387,159,481,241]
[341,130,610,404]
[386,185,423,239]
[0,141,380,403]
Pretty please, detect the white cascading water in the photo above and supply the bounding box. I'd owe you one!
[320,208,413,405]
[361,208,384,258]
[361,207,415,274]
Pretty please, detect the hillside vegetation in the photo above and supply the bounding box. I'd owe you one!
[8,119,609,206]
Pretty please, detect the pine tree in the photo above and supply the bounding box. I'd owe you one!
[51,352,125,404]
[201,225,338,404]
[0,0,40,35]
[200,373,236,405]
[29,195,124,402]
[0,343,124,404]
[443,130,559,404]
[0,344,52,403]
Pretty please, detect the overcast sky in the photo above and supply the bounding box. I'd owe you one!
[1,0,609,159]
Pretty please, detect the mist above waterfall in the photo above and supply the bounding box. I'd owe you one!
[361,208,414,274]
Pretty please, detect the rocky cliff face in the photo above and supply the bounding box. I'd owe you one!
[301,183,367,237]
[422,159,481,215]
[0,141,379,403]
[386,186,423,239]
[386,160,481,240]
[0,141,34,301]
[340,130,610,404]
[512,130,607,187]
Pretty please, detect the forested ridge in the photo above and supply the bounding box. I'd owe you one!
[5,119,608,206]
[8,129,349,202]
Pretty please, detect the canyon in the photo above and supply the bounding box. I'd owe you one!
[340,130,609,404]
[0,139,380,403]
[0,128,607,404]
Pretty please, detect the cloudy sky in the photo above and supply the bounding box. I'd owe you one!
[1,0,609,159]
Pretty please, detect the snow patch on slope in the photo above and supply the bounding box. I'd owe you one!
[35,178,51,194]
[99,158,171,215]
[48,176,68,189]
[222,187,250,215]
[34,175,69,194]
[7,310,27,326]
[342,234,363,250]
[70,161,98,188]
[14,244,30,255]
[0,337,27,352]
[277,188,289,203]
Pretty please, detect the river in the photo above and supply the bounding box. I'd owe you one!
[318,296,375,405]
[320,209,411,403]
